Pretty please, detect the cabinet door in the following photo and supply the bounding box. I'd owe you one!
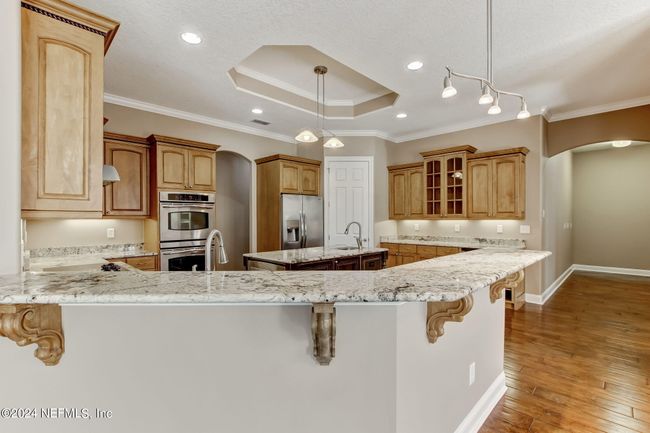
[424,157,443,217]
[437,246,461,257]
[333,257,360,270]
[294,260,334,270]
[385,253,399,268]
[493,156,521,218]
[125,256,157,271]
[443,155,466,218]
[188,149,216,191]
[389,170,408,219]
[467,159,493,219]
[361,254,385,270]
[301,165,320,195]
[408,168,425,218]
[400,253,419,265]
[104,142,149,217]
[280,162,301,194]
[157,144,188,189]
[21,8,105,217]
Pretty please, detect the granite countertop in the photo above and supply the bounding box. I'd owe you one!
[243,247,388,265]
[28,249,158,272]
[379,235,526,249]
[0,249,549,305]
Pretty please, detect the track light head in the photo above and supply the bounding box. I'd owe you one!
[516,100,530,119]
[478,85,494,105]
[441,76,457,98]
[487,94,501,115]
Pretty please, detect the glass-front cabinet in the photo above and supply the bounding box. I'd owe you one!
[421,146,476,219]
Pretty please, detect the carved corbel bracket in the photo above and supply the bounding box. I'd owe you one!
[489,270,525,303]
[426,295,474,344]
[311,303,336,366]
[0,304,64,366]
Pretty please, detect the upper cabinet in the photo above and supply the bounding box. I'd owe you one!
[21,0,119,218]
[257,155,321,196]
[388,163,424,219]
[103,133,150,218]
[467,148,528,219]
[148,135,219,192]
[421,146,476,219]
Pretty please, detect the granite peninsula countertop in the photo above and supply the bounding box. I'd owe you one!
[243,247,388,265]
[27,248,158,272]
[0,249,549,305]
[379,235,526,249]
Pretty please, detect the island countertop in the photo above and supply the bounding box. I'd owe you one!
[243,246,388,265]
[0,248,549,305]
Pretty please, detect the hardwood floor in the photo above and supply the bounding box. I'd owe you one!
[480,271,650,433]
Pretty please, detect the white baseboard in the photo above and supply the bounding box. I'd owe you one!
[453,372,506,433]
[526,264,650,306]
[572,264,650,277]
[526,265,574,305]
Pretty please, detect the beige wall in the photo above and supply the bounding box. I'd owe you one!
[547,105,650,156]
[25,219,144,250]
[542,151,573,288]
[387,116,545,294]
[215,151,252,270]
[0,0,21,274]
[572,144,650,269]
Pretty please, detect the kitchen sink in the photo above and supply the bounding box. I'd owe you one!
[335,246,362,251]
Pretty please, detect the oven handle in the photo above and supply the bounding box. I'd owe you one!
[161,248,206,256]
[161,204,215,210]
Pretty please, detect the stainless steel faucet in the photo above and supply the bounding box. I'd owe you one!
[344,221,363,249]
[205,229,228,271]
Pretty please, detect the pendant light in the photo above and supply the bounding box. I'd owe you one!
[295,66,345,148]
[441,0,529,120]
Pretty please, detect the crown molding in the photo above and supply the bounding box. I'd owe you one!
[103,94,295,144]
[329,129,396,142]
[548,95,650,122]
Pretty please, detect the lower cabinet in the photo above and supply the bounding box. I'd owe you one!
[334,257,361,270]
[109,255,158,271]
[380,243,463,268]
[275,252,387,271]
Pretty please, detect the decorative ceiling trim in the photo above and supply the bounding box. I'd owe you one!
[103,93,295,144]
[548,95,650,122]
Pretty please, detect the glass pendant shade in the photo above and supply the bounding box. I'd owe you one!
[323,137,344,149]
[295,129,319,143]
[441,76,457,98]
[478,85,494,105]
[102,164,120,186]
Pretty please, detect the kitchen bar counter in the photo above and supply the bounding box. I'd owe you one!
[379,235,526,249]
[0,248,548,305]
[243,246,388,265]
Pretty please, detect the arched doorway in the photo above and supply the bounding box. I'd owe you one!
[215,151,252,270]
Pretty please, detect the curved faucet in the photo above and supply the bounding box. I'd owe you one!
[344,221,363,249]
[205,229,228,271]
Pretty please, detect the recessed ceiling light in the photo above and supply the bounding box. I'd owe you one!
[396,113,408,119]
[180,32,202,45]
[251,108,263,114]
[612,140,631,148]
[407,61,423,71]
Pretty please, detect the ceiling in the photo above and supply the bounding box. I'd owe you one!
[572,140,649,153]
[77,0,650,143]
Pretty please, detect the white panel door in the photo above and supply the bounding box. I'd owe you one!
[326,159,372,247]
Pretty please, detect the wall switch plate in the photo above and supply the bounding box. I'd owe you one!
[496,224,504,234]
[469,362,476,386]
[414,223,420,231]
[519,225,531,234]
[106,228,115,239]
[454,224,461,233]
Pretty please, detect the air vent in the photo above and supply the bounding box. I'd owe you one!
[251,119,270,126]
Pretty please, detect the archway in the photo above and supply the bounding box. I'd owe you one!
[215,151,252,270]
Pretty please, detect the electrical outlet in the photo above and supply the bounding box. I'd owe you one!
[469,362,476,386]
[414,223,420,232]
[454,223,461,233]
[519,224,531,234]
[496,224,503,234]
[106,228,115,239]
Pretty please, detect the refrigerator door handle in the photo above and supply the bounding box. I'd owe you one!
[300,212,306,248]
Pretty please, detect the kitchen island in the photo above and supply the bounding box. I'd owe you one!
[0,248,549,433]
[243,246,388,270]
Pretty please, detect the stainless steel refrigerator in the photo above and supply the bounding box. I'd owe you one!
[281,194,324,249]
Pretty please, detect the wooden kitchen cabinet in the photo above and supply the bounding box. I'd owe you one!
[103,133,150,217]
[380,243,463,267]
[333,257,361,270]
[255,154,322,252]
[467,148,528,219]
[388,162,424,220]
[20,0,119,219]
[420,146,476,219]
[108,255,158,271]
[148,135,220,192]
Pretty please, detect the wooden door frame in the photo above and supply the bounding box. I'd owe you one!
[323,156,374,248]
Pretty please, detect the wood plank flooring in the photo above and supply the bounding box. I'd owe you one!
[479,271,650,433]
